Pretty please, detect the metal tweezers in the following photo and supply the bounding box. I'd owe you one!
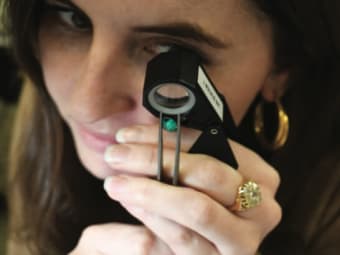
[157,112,181,185]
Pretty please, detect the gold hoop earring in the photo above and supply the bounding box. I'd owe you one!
[254,100,289,150]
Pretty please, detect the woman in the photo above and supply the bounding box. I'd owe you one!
[5,0,340,254]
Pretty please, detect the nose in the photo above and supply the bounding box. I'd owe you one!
[70,35,155,124]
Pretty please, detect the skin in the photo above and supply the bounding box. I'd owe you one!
[38,0,283,254]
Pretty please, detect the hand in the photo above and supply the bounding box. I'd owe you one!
[68,223,174,255]
[104,124,281,254]
[103,124,282,254]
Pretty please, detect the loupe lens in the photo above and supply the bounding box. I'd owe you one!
[148,83,195,115]
[154,84,190,108]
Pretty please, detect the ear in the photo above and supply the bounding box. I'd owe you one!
[261,70,289,102]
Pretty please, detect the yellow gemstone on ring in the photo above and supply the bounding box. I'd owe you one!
[237,181,262,211]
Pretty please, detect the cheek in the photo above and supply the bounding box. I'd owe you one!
[206,10,275,124]
[38,30,87,118]
[208,49,273,124]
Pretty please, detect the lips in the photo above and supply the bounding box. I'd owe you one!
[77,124,116,153]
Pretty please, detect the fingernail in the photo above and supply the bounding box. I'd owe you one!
[115,128,126,143]
[124,204,146,215]
[104,175,129,192]
[104,144,130,163]
[116,127,140,143]
[103,176,113,191]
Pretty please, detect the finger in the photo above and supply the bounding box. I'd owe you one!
[115,124,201,151]
[113,125,280,194]
[69,223,173,255]
[232,185,282,236]
[104,175,267,254]
[123,204,220,255]
[104,143,242,206]
[228,140,281,194]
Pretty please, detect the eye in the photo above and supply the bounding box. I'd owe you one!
[144,43,174,55]
[59,9,91,30]
[143,41,209,64]
[43,2,92,32]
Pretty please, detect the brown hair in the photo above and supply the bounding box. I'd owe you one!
[5,1,136,254]
[4,0,340,254]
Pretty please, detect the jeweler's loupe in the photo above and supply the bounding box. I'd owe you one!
[148,83,196,115]
[143,48,239,185]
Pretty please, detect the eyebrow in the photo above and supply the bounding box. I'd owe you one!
[48,1,229,49]
[47,0,78,9]
[132,22,229,49]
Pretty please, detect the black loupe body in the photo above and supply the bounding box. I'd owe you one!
[143,49,239,179]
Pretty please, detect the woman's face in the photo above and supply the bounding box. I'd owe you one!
[39,0,277,179]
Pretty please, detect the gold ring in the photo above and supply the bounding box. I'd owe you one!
[230,180,262,212]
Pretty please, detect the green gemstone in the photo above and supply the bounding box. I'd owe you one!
[163,118,177,132]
